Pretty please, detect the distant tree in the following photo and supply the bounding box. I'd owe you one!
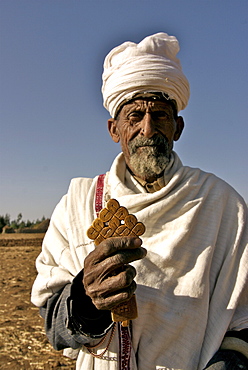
[26,220,32,227]
[1,213,48,232]
[5,214,10,225]
[19,221,26,229]
[10,213,22,229]
[10,220,18,230]
[0,214,10,233]
[17,213,22,225]
[0,218,5,233]
[34,216,46,226]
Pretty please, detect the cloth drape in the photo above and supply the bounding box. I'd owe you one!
[31,152,248,370]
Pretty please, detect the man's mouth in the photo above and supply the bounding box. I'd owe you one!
[128,135,169,156]
[135,145,156,152]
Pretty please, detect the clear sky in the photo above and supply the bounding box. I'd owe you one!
[0,0,247,221]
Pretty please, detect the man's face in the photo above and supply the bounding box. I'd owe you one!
[108,99,184,181]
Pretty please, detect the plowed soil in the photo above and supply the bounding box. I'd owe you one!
[0,234,75,369]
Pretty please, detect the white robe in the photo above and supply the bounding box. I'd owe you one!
[31,152,248,370]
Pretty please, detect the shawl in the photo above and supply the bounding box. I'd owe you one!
[31,152,248,370]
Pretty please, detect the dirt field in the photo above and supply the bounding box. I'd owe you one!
[0,234,76,369]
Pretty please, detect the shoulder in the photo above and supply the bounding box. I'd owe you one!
[66,176,97,208]
[68,177,94,193]
[181,165,246,208]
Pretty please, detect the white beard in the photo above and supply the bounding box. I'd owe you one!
[128,136,171,179]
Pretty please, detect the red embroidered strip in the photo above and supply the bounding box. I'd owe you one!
[118,323,132,370]
[95,174,105,216]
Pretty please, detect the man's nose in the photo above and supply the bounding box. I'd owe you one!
[140,113,157,138]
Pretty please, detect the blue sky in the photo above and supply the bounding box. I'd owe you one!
[0,0,247,221]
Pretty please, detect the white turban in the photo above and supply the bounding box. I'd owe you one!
[102,32,190,118]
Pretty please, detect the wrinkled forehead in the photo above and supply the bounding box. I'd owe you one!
[123,99,173,112]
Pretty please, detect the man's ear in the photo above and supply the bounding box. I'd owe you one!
[108,119,120,143]
[174,116,184,141]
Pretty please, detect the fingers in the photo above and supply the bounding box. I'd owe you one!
[90,280,137,311]
[88,236,145,264]
[99,244,146,274]
[86,264,136,295]
[83,236,147,311]
[84,236,146,284]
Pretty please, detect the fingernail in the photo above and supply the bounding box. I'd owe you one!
[134,238,142,247]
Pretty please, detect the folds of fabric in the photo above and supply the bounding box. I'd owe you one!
[102,33,190,117]
[31,152,248,370]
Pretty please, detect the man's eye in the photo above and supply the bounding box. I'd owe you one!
[153,111,169,119]
[128,112,143,121]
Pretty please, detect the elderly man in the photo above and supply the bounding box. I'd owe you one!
[31,33,248,370]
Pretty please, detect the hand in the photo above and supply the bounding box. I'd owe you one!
[83,236,147,311]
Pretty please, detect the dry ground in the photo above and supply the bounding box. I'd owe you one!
[0,234,75,369]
